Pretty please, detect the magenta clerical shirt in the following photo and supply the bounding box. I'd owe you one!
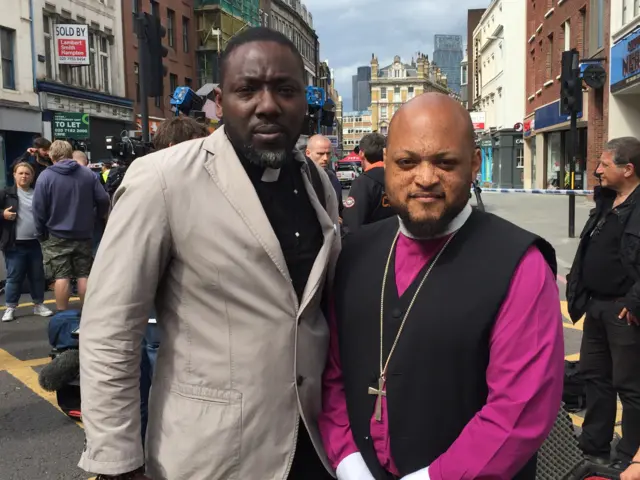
[318,232,564,479]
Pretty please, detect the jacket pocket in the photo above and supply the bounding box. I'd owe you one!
[146,383,243,480]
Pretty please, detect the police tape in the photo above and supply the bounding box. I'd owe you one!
[478,188,594,195]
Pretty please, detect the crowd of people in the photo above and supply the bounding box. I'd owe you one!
[5,24,640,480]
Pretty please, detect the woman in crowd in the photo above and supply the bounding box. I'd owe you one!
[0,162,53,321]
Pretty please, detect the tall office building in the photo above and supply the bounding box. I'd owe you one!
[433,34,463,94]
[351,66,371,111]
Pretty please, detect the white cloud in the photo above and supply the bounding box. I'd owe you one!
[308,0,486,109]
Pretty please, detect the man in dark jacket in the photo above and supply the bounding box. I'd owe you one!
[33,140,110,311]
[11,136,52,186]
[342,132,394,232]
[567,137,640,468]
[306,134,343,217]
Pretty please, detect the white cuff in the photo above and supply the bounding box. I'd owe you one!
[402,467,430,479]
[336,452,376,480]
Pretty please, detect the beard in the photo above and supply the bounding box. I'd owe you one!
[393,197,467,238]
[240,143,289,169]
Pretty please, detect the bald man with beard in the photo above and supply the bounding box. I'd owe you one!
[318,93,564,480]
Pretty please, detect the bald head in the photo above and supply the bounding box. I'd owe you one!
[389,93,476,152]
[383,92,481,238]
[306,134,333,168]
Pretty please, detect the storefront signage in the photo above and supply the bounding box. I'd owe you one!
[534,100,582,131]
[42,93,133,122]
[470,111,485,130]
[53,112,90,139]
[55,24,90,65]
[515,138,524,145]
[523,118,534,137]
[611,27,640,93]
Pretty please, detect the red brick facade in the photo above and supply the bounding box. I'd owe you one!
[525,0,609,189]
[122,0,198,125]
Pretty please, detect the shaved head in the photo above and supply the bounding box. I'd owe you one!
[306,134,333,168]
[384,92,481,238]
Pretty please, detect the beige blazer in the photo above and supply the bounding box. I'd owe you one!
[78,127,341,479]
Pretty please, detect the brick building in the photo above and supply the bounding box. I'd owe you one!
[523,0,609,190]
[122,0,198,134]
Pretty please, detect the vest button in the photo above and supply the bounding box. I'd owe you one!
[391,308,403,319]
[296,375,304,386]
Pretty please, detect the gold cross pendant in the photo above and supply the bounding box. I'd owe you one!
[367,376,386,422]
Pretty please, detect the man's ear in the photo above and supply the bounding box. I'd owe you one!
[215,86,223,119]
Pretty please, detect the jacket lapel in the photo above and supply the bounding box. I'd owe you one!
[296,155,337,315]
[202,128,291,286]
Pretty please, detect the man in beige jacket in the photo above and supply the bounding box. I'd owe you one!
[78,27,340,480]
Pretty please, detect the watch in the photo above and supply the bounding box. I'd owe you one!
[96,466,145,480]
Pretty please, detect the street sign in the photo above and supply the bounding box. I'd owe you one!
[55,24,90,65]
[470,111,485,130]
[327,135,339,149]
[53,112,90,139]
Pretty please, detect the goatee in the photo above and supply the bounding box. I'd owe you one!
[395,201,466,239]
[241,144,289,169]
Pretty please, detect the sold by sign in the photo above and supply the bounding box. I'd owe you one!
[55,24,90,65]
[53,113,90,139]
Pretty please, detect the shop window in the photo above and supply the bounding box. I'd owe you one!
[516,148,524,168]
[546,132,562,188]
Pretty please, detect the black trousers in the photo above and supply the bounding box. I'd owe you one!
[288,421,334,479]
[579,298,640,460]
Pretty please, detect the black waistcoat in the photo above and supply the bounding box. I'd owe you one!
[334,211,557,479]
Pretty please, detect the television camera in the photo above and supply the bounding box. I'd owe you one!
[103,132,154,195]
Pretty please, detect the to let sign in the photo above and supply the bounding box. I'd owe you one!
[55,24,90,65]
[53,113,90,139]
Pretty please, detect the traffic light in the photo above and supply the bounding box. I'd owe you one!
[560,49,582,116]
[144,12,168,98]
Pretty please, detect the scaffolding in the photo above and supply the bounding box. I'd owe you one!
[195,0,260,85]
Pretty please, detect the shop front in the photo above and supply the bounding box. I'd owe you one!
[0,102,43,189]
[609,26,640,138]
[477,130,524,188]
[37,81,134,162]
[527,99,588,190]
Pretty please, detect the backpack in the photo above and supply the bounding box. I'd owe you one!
[47,310,81,350]
[563,360,587,413]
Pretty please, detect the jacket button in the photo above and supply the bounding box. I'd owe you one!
[296,375,304,386]
[391,308,403,319]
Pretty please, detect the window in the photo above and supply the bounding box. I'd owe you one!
[380,88,386,99]
[89,33,98,88]
[547,34,554,79]
[408,86,414,98]
[590,0,603,52]
[580,9,587,56]
[167,9,175,48]
[394,86,400,102]
[516,148,524,168]
[151,0,159,18]
[182,16,189,52]
[170,73,177,94]
[134,63,140,101]
[563,21,570,51]
[623,0,628,24]
[0,27,15,89]
[380,106,387,118]
[43,14,53,79]
[155,96,161,108]
[100,36,110,92]
[185,77,192,87]
[461,65,468,85]
[132,0,141,33]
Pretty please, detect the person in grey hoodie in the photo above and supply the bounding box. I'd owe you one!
[33,140,110,311]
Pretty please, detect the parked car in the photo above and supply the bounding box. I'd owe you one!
[336,162,360,189]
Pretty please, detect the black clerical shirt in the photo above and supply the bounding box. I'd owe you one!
[239,155,323,301]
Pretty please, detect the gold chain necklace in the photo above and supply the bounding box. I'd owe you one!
[368,228,458,421]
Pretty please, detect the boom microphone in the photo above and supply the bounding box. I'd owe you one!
[38,349,80,392]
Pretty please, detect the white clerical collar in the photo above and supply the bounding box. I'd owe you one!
[261,168,281,182]
[398,202,473,240]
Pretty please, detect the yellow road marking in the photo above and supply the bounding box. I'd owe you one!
[1,348,83,429]
[0,296,80,312]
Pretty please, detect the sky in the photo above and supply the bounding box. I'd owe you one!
[304,0,487,111]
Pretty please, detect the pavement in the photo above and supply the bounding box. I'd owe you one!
[0,192,617,478]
